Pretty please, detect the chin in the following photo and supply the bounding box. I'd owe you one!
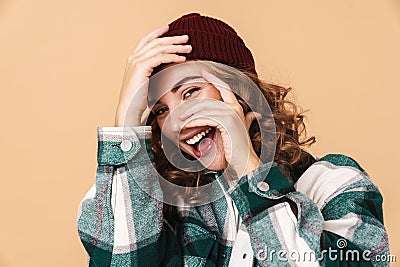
[177,145,226,171]
[204,164,224,171]
[199,153,226,171]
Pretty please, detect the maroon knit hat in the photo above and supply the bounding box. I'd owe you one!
[154,13,257,76]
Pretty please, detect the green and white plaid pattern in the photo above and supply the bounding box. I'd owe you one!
[77,126,389,266]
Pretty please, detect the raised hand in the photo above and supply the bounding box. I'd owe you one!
[114,25,192,126]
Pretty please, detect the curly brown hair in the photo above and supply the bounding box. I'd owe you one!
[146,61,316,215]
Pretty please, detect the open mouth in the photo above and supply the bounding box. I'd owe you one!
[182,127,216,157]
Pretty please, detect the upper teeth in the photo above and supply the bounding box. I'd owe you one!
[185,128,212,145]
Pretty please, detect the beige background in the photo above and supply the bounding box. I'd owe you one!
[1,0,399,266]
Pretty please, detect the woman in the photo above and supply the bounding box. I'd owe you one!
[78,13,389,266]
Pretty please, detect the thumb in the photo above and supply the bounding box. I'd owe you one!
[244,111,262,130]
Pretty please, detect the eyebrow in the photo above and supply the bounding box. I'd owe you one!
[148,75,203,107]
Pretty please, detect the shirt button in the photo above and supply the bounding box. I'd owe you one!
[257,181,270,192]
[120,140,133,152]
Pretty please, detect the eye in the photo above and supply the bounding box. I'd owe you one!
[183,87,201,99]
[154,106,169,116]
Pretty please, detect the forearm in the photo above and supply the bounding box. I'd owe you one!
[114,103,143,127]
[78,126,168,266]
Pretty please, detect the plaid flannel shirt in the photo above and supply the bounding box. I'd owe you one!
[77,126,390,266]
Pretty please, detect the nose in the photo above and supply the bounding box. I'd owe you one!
[168,101,180,113]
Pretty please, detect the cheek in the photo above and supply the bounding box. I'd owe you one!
[157,117,176,142]
[156,118,164,131]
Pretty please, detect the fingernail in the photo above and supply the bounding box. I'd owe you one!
[201,70,211,76]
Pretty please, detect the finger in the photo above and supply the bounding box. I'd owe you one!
[165,113,220,135]
[178,98,244,123]
[178,99,230,120]
[135,35,189,59]
[201,70,238,104]
[140,53,186,73]
[183,116,222,131]
[182,109,245,131]
[134,44,192,63]
[182,109,234,123]
[134,25,169,53]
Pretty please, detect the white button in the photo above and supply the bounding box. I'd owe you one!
[120,140,132,152]
[257,181,270,192]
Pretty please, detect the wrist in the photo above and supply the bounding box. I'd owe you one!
[114,104,142,127]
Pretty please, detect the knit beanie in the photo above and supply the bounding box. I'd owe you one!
[153,13,257,76]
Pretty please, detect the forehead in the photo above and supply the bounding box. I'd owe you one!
[148,62,208,103]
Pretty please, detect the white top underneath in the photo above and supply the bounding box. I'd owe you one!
[226,194,254,267]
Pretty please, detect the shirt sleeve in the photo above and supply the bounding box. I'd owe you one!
[77,126,179,267]
[229,154,390,266]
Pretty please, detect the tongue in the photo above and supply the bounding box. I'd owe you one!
[197,137,213,155]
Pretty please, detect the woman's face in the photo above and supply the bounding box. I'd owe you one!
[149,63,227,171]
